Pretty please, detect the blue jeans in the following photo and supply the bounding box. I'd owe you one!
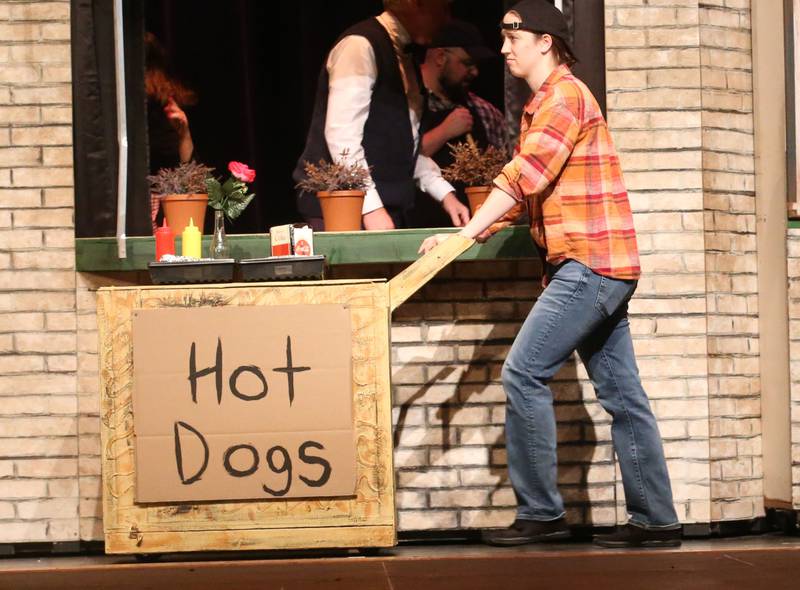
[501,260,679,529]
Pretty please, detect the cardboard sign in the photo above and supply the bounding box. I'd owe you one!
[131,304,356,503]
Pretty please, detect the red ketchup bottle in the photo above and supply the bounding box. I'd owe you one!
[154,218,175,261]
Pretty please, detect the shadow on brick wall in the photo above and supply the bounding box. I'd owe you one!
[393,322,604,527]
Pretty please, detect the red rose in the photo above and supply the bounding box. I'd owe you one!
[228,161,256,183]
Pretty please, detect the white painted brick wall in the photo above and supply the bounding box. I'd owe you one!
[788,230,800,509]
[698,0,763,522]
[605,0,711,525]
[1,0,769,543]
[0,0,77,543]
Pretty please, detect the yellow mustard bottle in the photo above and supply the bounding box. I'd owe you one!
[181,217,202,258]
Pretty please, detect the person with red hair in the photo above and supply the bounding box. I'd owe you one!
[145,32,197,171]
[145,32,198,231]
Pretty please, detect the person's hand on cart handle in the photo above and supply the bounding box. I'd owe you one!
[418,233,452,255]
[418,188,519,255]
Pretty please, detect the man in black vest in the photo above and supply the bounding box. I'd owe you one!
[409,19,510,227]
[293,0,470,230]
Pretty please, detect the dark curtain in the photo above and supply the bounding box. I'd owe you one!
[450,2,506,109]
[72,0,148,237]
[146,0,510,233]
[145,0,265,234]
[571,0,607,116]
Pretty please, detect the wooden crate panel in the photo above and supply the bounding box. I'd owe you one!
[98,280,396,553]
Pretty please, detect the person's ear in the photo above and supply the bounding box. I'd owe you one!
[540,33,553,55]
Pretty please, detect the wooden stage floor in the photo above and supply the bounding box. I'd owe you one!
[1,534,800,590]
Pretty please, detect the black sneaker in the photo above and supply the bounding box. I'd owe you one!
[593,523,682,548]
[482,518,571,546]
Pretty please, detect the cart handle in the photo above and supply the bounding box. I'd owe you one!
[388,234,475,312]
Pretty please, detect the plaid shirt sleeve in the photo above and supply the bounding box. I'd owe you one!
[493,95,580,203]
[468,92,510,155]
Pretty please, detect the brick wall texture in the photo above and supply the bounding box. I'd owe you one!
[0,0,785,543]
[0,0,78,543]
[789,230,800,509]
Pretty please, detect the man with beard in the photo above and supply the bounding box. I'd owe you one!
[408,19,509,227]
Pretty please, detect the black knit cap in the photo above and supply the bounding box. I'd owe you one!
[430,20,496,61]
[503,0,575,58]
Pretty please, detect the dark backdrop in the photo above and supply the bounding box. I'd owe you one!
[73,1,603,237]
[144,0,507,235]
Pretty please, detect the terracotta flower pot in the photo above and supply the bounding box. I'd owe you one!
[160,193,209,235]
[317,190,365,231]
[465,186,492,215]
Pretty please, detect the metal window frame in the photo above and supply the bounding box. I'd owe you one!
[113,0,128,258]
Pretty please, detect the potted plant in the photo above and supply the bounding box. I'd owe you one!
[204,161,257,258]
[295,150,370,231]
[442,139,507,214]
[148,160,215,235]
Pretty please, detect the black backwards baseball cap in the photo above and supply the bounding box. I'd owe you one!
[502,0,576,60]
[430,19,497,61]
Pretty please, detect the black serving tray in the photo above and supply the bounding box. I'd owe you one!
[238,255,326,282]
[148,259,236,284]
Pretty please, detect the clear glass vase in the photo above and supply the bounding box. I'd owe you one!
[209,209,229,259]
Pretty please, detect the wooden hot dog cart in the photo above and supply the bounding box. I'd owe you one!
[98,236,473,554]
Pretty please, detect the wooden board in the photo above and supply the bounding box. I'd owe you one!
[388,234,475,311]
[98,280,396,553]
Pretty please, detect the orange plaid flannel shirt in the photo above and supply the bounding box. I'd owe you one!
[491,64,640,280]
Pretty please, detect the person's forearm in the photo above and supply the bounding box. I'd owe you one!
[421,125,451,158]
[178,132,193,163]
[457,188,517,239]
[414,154,454,202]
